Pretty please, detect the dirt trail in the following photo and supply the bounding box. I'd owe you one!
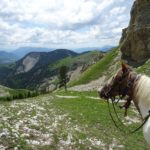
[55,95,79,99]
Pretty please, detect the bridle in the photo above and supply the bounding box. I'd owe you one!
[111,70,134,98]
[104,70,150,134]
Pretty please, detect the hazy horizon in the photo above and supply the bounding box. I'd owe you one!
[1,45,115,53]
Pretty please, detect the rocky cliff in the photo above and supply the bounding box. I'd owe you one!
[120,0,150,65]
[16,52,40,74]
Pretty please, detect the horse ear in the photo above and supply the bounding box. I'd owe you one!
[121,62,128,73]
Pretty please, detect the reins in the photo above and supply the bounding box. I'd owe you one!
[131,110,150,133]
[106,99,121,130]
[105,73,150,134]
[107,95,150,134]
[106,97,131,134]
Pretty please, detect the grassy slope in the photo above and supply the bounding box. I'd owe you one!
[0,63,15,80]
[0,85,30,100]
[49,50,103,70]
[0,51,103,90]
[47,51,104,89]
[69,47,119,86]
[136,59,150,76]
[0,47,149,149]
[54,91,148,150]
[68,47,150,87]
[0,92,148,149]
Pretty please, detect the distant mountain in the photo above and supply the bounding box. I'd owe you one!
[15,49,78,74]
[0,49,78,89]
[74,47,100,53]
[9,46,114,60]
[12,47,53,59]
[0,49,105,91]
[99,46,116,52]
[74,46,115,53]
[0,51,18,64]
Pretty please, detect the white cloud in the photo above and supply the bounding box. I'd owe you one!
[110,7,126,16]
[0,0,134,50]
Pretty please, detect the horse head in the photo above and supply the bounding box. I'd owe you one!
[99,63,150,145]
[99,62,141,117]
[99,63,133,101]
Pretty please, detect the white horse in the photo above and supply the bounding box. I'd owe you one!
[99,63,150,145]
[134,75,150,145]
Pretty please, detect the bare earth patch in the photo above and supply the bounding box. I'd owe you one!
[69,76,106,91]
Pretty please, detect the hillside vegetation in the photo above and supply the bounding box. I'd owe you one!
[136,59,150,76]
[0,51,18,64]
[69,47,119,86]
[50,51,103,70]
[0,50,104,91]
[0,85,36,101]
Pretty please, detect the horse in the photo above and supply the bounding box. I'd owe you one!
[98,63,150,145]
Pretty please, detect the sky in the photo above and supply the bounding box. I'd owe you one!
[0,0,134,51]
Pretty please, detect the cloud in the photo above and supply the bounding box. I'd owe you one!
[0,0,134,50]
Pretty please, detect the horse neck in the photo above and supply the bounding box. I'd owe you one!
[133,75,150,118]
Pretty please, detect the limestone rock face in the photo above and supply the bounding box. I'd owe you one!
[16,53,40,74]
[120,0,150,64]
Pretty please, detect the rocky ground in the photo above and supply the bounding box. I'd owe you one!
[0,94,113,150]
[0,92,148,150]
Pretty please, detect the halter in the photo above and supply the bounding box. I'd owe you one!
[105,71,150,134]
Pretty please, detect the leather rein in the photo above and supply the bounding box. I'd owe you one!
[106,71,150,134]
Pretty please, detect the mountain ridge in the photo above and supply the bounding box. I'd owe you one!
[0,49,78,89]
[0,49,104,90]
[12,47,53,59]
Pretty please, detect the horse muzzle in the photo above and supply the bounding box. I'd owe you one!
[99,89,109,100]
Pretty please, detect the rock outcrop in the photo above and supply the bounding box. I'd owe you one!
[120,0,150,65]
[16,52,40,74]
